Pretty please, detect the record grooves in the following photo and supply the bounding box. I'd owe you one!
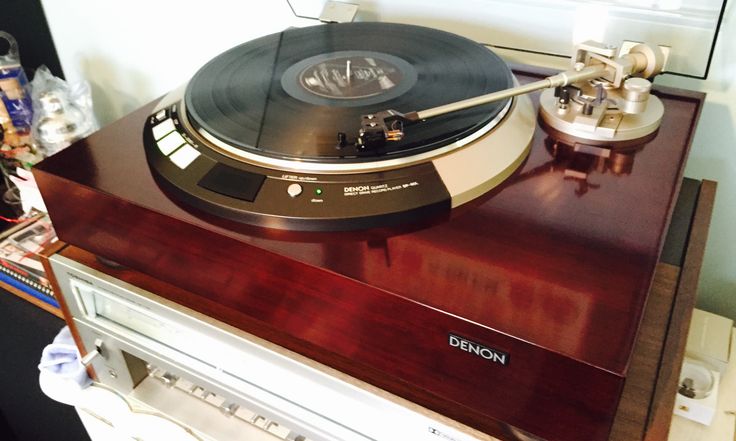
[184,22,514,162]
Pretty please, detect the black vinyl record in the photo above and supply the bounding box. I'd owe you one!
[185,22,513,163]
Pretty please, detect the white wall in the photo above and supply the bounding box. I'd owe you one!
[41,1,735,319]
[40,1,308,125]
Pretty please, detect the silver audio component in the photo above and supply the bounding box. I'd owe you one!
[49,253,495,441]
[538,40,669,143]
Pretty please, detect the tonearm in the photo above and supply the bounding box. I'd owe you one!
[348,41,668,150]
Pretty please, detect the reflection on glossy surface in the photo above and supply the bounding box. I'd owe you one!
[35,71,696,373]
[250,83,691,374]
[510,134,647,197]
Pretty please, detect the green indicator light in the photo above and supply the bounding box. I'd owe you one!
[315,188,323,196]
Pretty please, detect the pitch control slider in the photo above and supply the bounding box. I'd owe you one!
[352,41,666,149]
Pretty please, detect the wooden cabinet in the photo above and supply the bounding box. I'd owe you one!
[35,67,714,441]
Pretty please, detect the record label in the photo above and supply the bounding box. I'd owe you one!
[282,50,417,107]
[300,54,403,99]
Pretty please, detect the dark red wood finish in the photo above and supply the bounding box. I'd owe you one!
[33,69,704,441]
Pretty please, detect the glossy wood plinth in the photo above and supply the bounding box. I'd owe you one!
[33,68,705,441]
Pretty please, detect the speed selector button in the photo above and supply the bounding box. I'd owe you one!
[287,183,303,198]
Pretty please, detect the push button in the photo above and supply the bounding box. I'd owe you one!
[287,183,303,198]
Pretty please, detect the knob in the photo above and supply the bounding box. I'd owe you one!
[620,77,652,114]
[160,372,179,387]
[287,183,303,198]
[80,338,105,366]
[623,77,652,102]
[220,403,239,417]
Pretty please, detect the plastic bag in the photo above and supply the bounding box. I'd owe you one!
[30,66,98,156]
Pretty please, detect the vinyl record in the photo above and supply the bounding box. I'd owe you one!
[184,22,513,163]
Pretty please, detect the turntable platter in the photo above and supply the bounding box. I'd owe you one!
[142,23,534,231]
[185,23,514,163]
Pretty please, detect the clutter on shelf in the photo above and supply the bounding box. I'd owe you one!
[0,30,98,216]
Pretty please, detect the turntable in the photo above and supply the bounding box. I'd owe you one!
[141,22,666,231]
[34,17,715,441]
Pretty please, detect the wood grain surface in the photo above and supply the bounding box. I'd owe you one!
[34,68,706,441]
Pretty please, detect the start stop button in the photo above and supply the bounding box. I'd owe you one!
[287,183,303,198]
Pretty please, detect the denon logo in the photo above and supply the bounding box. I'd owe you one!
[448,333,509,366]
[344,185,370,193]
